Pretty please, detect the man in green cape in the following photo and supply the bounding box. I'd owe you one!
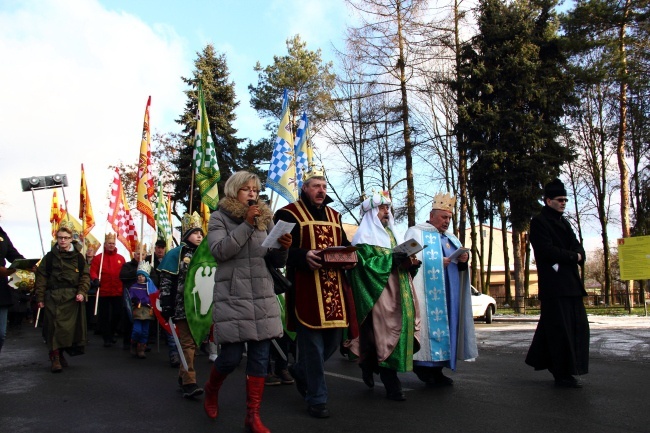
[348,192,420,401]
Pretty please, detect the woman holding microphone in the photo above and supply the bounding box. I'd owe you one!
[205,171,291,433]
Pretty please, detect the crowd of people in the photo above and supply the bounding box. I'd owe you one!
[0,174,590,432]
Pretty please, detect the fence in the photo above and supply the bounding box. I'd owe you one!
[493,290,648,314]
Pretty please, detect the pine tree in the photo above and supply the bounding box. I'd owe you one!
[248,34,336,135]
[174,44,255,212]
[456,0,575,311]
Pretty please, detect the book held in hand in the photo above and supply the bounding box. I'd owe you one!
[448,247,470,264]
[393,239,426,256]
[8,258,40,270]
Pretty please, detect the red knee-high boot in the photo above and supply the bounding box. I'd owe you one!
[203,366,228,419]
[245,375,270,433]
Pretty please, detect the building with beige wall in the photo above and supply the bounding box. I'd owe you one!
[464,226,539,300]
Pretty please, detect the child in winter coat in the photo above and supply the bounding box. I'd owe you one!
[128,261,155,359]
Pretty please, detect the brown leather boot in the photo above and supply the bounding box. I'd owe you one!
[59,351,69,368]
[49,350,62,373]
[204,366,228,419]
[244,375,270,433]
[136,343,146,359]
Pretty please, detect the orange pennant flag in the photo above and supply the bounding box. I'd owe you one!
[49,190,63,238]
[79,163,96,237]
[136,96,155,228]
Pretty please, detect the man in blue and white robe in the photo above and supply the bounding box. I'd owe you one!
[404,193,477,386]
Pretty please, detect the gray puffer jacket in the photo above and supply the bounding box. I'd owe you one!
[207,197,287,344]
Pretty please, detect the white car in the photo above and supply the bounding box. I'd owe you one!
[471,286,496,324]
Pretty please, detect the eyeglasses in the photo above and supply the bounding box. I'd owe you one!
[554,198,569,203]
[239,187,259,194]
[57,236,72,240]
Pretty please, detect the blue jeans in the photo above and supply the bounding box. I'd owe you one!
[0,307,8,352]
[163,329,178,357]
[294,323,342,406]
[131,320,150,344]
[215,339,270,377]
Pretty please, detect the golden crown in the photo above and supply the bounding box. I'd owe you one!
[58,220,79,237]
[182,211,203,234]
[134,242,149,255]
[302,166,326,183]
[104,233,116,242]
[431,192,456,212]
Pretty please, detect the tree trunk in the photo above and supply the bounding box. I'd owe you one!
[485,210,494,294]
[469,198,479,289]
[524,231,531,298]
[500,204,512,305]
[512,228,526,313]
[454,0,468,245]
[617,0,632,308]
[478,222,485,292]
[617,0,631,240]
[395,2,416,227]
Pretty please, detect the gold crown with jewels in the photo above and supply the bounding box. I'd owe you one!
[134,242,149,255]
[181,211,203,234]
[302,166,326,183]
[431,192,456,212]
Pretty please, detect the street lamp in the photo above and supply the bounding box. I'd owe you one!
[20,173,69,256]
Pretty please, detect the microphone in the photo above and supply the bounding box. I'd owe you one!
[248,200,259,227]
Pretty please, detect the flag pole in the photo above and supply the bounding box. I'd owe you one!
[189,171,196,214]
[139,214,145,259]
[94,219,110,316]
[60,184,70,224]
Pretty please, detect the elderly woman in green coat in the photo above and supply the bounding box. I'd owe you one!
[204,171,292,433]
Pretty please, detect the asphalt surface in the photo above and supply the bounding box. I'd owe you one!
[1,315,649,433]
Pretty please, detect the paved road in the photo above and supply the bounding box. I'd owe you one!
[478,315,650,362]
[1,315,648,433]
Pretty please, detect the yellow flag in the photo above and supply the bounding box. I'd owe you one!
[49,190,62,238]
[79,163,95,237]
[137,96,155,228]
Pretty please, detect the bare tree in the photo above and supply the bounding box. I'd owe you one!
[344,0,438,226]
[323,52,404,222]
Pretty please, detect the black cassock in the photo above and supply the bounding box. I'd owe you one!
[525,206,589,376]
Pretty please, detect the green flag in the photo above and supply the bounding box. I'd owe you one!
[194,81,221,210]
[184,238,216,344]
[154,179,173,248]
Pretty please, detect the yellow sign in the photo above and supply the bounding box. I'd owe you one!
[617,235,650,280]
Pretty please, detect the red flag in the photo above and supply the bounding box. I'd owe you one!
[49,190,63,238]
[136,96,155,228]
[108,168,138,253]
[79,163,95,237]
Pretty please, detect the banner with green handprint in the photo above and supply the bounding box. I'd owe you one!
[184,238,217,344]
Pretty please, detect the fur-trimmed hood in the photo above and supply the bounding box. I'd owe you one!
[216,197,274,231]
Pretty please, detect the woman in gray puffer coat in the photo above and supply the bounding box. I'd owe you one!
[204,171,292,433]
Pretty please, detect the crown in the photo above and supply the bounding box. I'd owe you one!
[182,211,203,234]
[58,220,79,238]
[302,166,325,183]
[431,192,456,212]
[137,260,152,276]
[134,242,149,255]
[104,233,116,242]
